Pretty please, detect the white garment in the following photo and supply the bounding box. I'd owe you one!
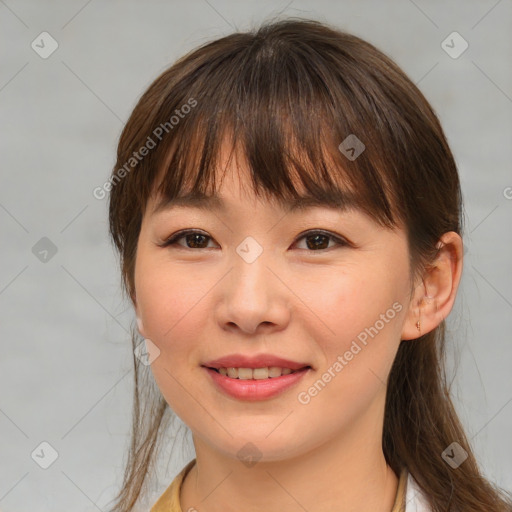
[405,473,431,511]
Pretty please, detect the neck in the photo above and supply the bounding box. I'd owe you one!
[180,395,399,512]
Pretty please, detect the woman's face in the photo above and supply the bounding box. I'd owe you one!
[133,144,415,462]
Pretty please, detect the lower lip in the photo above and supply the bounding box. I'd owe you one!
[203,367,311,401]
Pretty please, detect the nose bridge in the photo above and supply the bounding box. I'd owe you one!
[217,235,288,333]
[230,234,272,304]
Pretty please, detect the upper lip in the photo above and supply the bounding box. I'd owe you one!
[202,354,312,371]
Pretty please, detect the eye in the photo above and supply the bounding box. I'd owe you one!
[294,230,348,251]
[160,229,348,251]
[161,230,217,250]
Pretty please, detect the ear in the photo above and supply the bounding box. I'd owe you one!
[401,231,463,340]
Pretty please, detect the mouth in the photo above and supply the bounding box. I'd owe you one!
[203,365,312,380]
[202,365,312,401]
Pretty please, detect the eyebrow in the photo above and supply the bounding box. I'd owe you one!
[151,190,360,216]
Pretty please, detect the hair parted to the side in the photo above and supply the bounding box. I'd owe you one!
[106,16,512,512]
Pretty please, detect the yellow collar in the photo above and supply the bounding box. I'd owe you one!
[151,460,409,512]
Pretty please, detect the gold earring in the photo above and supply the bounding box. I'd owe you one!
[416,319,421,332]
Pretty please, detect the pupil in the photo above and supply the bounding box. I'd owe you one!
[307,234,328,250]
[187,234,207,248]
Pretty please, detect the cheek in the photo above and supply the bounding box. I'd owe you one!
[302,262,406,376]
[134,256,218,394]
[299,265,389,339]
[136,258,203,339]
[297,281,405,429]
[135,259,209,410]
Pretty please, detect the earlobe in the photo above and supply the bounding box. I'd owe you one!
[133,295,146,337]
[401,231,463,341]
[136,316,145,336]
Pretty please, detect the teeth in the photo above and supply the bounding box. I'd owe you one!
[217,367,297,379]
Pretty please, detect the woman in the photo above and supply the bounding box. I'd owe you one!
[107,17,512,512]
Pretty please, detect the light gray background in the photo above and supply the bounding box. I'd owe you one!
[1,1,511,510]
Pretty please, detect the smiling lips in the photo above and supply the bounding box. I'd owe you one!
[202,354,311,379]
[201,353,312,400]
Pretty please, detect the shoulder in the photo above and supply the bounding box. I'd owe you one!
[151,459,196,512]
[405,471,432,512]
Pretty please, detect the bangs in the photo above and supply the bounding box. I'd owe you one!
[134,29,407,230]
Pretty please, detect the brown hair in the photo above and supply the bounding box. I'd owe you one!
[107,17,512,512]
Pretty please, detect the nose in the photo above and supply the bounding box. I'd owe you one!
[215,249,291,335]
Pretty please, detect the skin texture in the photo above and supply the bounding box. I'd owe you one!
[133,143,463,512]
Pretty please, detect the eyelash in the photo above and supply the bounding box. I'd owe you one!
[160,229,349,252]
